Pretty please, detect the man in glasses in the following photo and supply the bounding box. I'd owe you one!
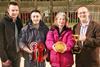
[73,7,100,67]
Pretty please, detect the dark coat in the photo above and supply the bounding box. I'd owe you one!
[73,21,100,67]
[19,20,49,48]
[0,15,23,67]
[19,20,49,67]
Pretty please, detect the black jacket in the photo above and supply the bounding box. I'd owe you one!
[19,20,49,58]
[0,15,23,62]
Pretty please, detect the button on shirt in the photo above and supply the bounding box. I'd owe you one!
[79,21,89,46]
[80,22,89,36]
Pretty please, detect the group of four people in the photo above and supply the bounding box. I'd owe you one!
[0,1,100,67]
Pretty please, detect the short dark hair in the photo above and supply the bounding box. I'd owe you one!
[30,10,41,15]
[5,1,19,15]
[8,1,19,8]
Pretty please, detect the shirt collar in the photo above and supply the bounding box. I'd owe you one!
[80,20,90,27]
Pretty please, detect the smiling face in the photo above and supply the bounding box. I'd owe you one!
[55,12,66,29]
[7,5,19,20]
[77,7,90,23]
[31,12,41,25]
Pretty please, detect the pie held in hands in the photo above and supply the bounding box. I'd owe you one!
[55,41,66,53]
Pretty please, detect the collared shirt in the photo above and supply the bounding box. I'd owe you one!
[80,21,89,36]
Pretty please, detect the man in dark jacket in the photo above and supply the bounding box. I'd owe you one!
[73,7,100,67]
[0,1,23,67]
[19,10,49,67]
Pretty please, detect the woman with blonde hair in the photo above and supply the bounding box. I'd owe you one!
[46,12,75,67]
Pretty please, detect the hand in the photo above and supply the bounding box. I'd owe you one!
[28,49,33,54]
[2,60,12,67]
[23,46,33,54]
[79,35,86,42]
[43,54,48,60]
[52,44,57,52]
[30,42,37,50]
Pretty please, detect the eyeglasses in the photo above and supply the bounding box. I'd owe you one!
[78,11,88,14]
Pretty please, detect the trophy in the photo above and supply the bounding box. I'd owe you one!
[72,35,81,54]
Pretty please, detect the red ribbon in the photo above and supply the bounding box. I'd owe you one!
[32,42,45,62]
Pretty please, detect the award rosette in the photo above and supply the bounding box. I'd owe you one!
[54,41,66,53]
[32,41,45,62]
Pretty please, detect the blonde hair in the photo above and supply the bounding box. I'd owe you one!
[55,12,66,19]
[53,12,67,26]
